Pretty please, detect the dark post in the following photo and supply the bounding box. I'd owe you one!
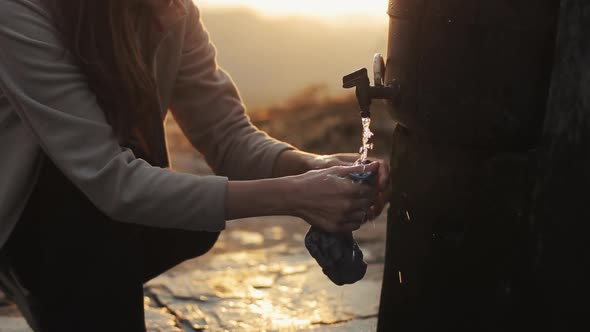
[376,1,561,331]
[530,1,590,329]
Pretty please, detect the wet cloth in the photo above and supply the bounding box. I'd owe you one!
[304,171,375,286]
[305,228,367,286]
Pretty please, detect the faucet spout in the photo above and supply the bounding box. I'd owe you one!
[343,66,400,118]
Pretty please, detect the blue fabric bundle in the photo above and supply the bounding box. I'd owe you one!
[305,171,376,286]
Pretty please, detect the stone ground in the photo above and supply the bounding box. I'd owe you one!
[0,214,387,332]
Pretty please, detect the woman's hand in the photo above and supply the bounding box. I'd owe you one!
[305,153,360,169]
[289,162,380,232]
[268,150,390,226]
[227,158,387,231]
[305,153,391,222]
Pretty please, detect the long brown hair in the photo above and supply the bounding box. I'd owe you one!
[42,0,174,160]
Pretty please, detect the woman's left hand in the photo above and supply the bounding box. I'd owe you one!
[274,150,391,222]
[307,153,391,222]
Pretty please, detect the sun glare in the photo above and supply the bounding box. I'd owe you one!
[197,0,388,20]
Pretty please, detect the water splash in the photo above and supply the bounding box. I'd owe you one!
[356,117,374,165]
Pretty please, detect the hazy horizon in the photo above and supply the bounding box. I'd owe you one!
[198,0,389,22]
[198,6,389,109]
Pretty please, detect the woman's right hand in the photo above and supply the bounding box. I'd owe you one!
[288,162,380,233]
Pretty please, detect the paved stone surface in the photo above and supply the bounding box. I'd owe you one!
[143,215,387,331]
[0,215,386,331]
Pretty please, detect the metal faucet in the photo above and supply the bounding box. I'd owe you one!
[342,53,401,118]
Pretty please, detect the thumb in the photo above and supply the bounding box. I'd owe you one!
[328,162,379,176]
[361,161,380,173]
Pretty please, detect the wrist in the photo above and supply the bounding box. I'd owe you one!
[273,150,317,177]
[225,176,301,220]
[276,175,301,217]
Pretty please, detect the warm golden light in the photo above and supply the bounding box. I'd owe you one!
[198,0,388,20]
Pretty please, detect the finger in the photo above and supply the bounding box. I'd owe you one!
[364,194,386,221]
[375,192,386,207]
[327,162,379,177]
[313,222,339,233]
[326,159,351,168]
[322,215,363,232]
[378,191,389,209]
[345,198,374,213]
[325,154,359,167]
[342,221,363,232]
[354,184,378,199]
[362,161,380,173]
[322,176,364,195]
[383,182,392,200]
[367,206,379,221]
[377,161,390,192]
[342,210,367,225]
[330,220,361,232]
[319,155,350,168]
[334,153,360,164]
[372,200,385,218]
[325,178,374,198]
[341,213,366,231]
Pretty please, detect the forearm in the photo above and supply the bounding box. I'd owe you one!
[225,177,295,220]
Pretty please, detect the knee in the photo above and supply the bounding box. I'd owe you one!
[190,231,220,258]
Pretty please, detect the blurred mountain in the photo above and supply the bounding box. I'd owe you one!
[200,8,388,109]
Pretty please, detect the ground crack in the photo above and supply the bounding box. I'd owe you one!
[144,288,201,332]
[311,313,378,326]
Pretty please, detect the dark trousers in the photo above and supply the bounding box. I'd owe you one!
[2,158,220,332]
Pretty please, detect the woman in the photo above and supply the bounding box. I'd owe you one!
[0,0,389,331]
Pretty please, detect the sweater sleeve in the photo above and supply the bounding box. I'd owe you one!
[169,1,294,181]
[0,0,226,231]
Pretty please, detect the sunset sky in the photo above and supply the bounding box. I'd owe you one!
[195,1,390,108]
[198,0,389,21]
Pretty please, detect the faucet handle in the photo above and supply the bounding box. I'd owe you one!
[342,61,400,118]
[343,68,372,117]
[373,53,385,87]
[343,68,370,89]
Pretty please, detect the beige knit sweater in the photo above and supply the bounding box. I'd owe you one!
[0,0,293,247]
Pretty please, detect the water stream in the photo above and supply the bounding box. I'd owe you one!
[356,116,376,228]
[356,117,374,165]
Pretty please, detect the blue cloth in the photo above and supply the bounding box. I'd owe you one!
[304,171,375,286]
